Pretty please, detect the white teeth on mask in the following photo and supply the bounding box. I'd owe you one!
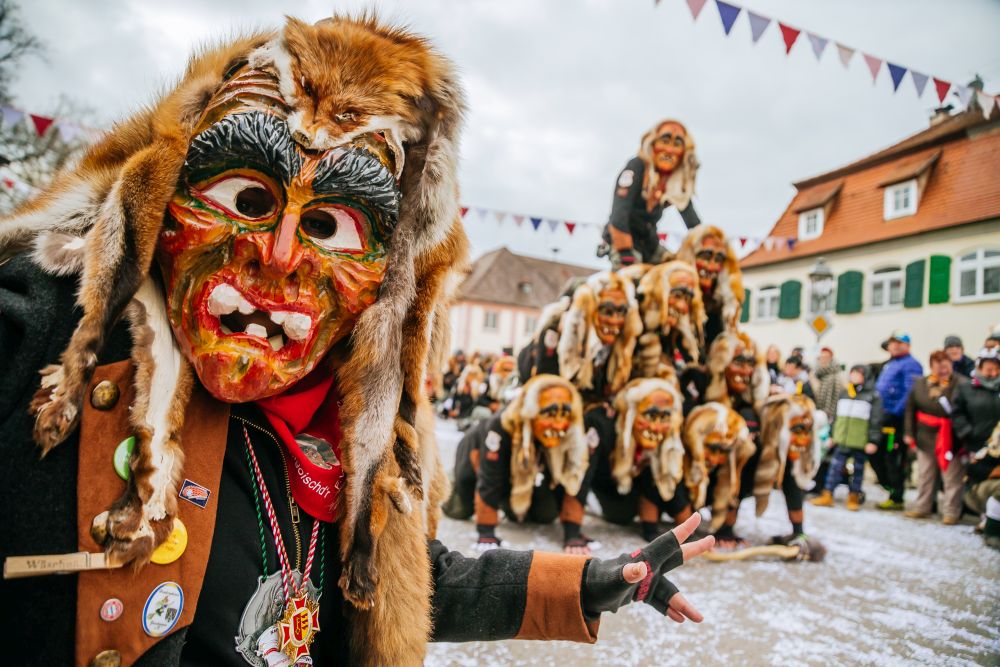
[269,311,288,325]
[237,295,255,315]
[282,312,313,341]
[245,323,268,339]
[268,334,284,351]
[208,283,242,316]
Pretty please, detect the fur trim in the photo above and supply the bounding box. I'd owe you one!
[501,374,586,520]
[705,330,770,413]
[637,119,699,212]
[755,394,825,516]
[676,225,743,333]
[455,363,486,399]
[610,378,684,500]
[532,295,571,340]
[556,271,642,395]
[635,261,706,373]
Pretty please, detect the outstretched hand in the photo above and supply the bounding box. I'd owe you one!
[582,512,714,622]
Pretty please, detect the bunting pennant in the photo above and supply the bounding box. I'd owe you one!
[513,214,525,227]
[910,71,929,98]
[977,91,996,119]
[460,206,469,218]
[529,217,542,231]
[2,106,25,129]
[862,54,882,83]
[685,0,708,20]
[933,78,951,104]
[806,33,828,61]
[565,221,576,235]
[886,63,907,92]
[739,237,748,248]
[493,211,506,223]
[835,43,854,68]
[475,207,488,219]
[545,218,559,232]
[29,114,55,137]
[657,232,667,242]
[787,239,797,251]
[747,11,770,44]
[954,85,972,108]
[715,1,741,36]
[778,23,800,54]
[56,121,81,143]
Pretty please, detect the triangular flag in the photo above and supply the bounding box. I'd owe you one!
[739,237,748,248]
[806,33,828,61]
[460,206,469,218]
[56,121,82,143]
[475,207,488,219]
[530,217,542,231]
[978,91,996,119]
[763,238,774,251]
[933,78,951,104]
[954,85,972,108]
[862,54,882,83]
[747,11,770,43]
[513,214,525,227]
[1,106,26,129]
[493,211,506,223]
[715,1,741,36]
[685,0,708,20]
[887,63,907,92]
[778,23,800,54]
[835,43,854,68]
[910,71,929,98]
[657,232,667,242]
[29,114,55,137]
[546,219,559,232]
[565,222,576,235]
[787,239,797,251]
[2,177,15,189]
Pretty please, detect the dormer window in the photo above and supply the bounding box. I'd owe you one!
[884,179,917,220]
[797,208,824,241]
[518,281,533,295]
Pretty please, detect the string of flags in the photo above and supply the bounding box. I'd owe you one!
[0,104,97,143]
[457,205,796,252]
[671,0,998,119]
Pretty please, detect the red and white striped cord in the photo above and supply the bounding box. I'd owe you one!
[243,425,319,600]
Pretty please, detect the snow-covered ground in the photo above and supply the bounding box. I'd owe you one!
[427,418,1000,667]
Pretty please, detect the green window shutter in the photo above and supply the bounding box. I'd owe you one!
[928,255,951,304]
[904,259,925,309]
[740,288,751,323]
[778,280,801,319]
[836,270,863,314]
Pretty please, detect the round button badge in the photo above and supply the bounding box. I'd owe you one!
[113,436,135,481]
[150,517,188,565]
[142,582,184,637]
[100,597,123,622]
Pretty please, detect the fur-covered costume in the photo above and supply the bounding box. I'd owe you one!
[557,271,642,400]
[676,225,743,349]
[682,402,756,531]
[754,394,826,515]
[634,260,706,378]
[704,331,770,415]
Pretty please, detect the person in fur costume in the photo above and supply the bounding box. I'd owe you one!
[0,16,716,666]
[591,378,695,541]
[676,225,743,349]
[634,260,706,378]
[443,375,598,554]
[598,119,701,269]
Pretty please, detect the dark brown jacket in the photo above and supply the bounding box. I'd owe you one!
[904,374,967,453]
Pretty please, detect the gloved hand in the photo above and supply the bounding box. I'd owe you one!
[581,513,714,623]
[617,247,638,266]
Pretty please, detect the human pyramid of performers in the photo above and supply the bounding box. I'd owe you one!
[441,120,825,557]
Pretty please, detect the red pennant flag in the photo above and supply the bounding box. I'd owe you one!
[30,114,55,137]
[739,237,748,248]
[778,23,800,54]
[460,206,469,218]
[933,78,951,104]
[565,221,576,235]
[862,54,882,83]
[657,232,667,242]
[2,177,15,189]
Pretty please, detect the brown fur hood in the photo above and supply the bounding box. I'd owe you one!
[611,378,685,502]
[501,374,588,520]
[754,394,827,515]
[676,225,743,331]
[705,330,771,414]
[635,260,706,369]
[557,271,642,395]
[638,118,699,212]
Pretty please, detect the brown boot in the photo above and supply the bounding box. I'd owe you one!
[810,490,834,507]
[847,492,860,511]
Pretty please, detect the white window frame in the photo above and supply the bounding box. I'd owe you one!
[869,267,903,311]
[954,248,1000,303]
[755,286,780,322]
[883,179,918,220]
[797,208,824,241]
[524,315,537,334]
[483,310,499,331]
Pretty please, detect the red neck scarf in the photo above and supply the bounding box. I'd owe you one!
[255,366,343,522]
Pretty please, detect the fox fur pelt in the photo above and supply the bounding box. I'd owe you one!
[755,393,826,516]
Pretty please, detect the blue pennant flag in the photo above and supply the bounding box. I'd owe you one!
[530,217,543,231]
[887,63,907,92]
[715,0,741,36]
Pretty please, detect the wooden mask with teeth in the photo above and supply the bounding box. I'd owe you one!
[156,64,400,402]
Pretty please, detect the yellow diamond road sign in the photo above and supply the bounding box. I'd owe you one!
[809,314,833,338]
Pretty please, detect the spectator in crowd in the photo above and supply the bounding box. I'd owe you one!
[812,346,842,422]
[765,345,782,385]
[965,423,1000,550]
[952,348,1000,455]
[812,364,882,511]
[443,349,467,395]
[873,330,923,510]
[902,350,968,524]
[984,324,1000,352]
[774,355,816,400]
[943,335,976,378]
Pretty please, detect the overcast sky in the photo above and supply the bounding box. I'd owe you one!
[10,0,1000,268]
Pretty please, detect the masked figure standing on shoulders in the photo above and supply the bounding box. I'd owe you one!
[599,119,701,270]
[676,226,743,350]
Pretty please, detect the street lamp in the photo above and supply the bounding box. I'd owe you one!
[809,257,834,314]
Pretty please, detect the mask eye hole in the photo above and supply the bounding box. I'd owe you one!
[199,176,278,221]
[300,206,366,253]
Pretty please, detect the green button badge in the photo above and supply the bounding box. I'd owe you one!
[113,436,136,481]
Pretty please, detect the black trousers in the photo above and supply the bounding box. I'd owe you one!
[869,414,906,502]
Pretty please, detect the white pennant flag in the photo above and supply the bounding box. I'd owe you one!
[2,106,26,129]
[546,219,560,232]
[835,43,854,68]
[954,85,973,108]
[475,207,488,219]
[978,91,996,119]
[56,121,82,143]
[910,71,929,98]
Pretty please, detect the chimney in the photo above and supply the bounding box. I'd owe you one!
[930,104,953,127]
